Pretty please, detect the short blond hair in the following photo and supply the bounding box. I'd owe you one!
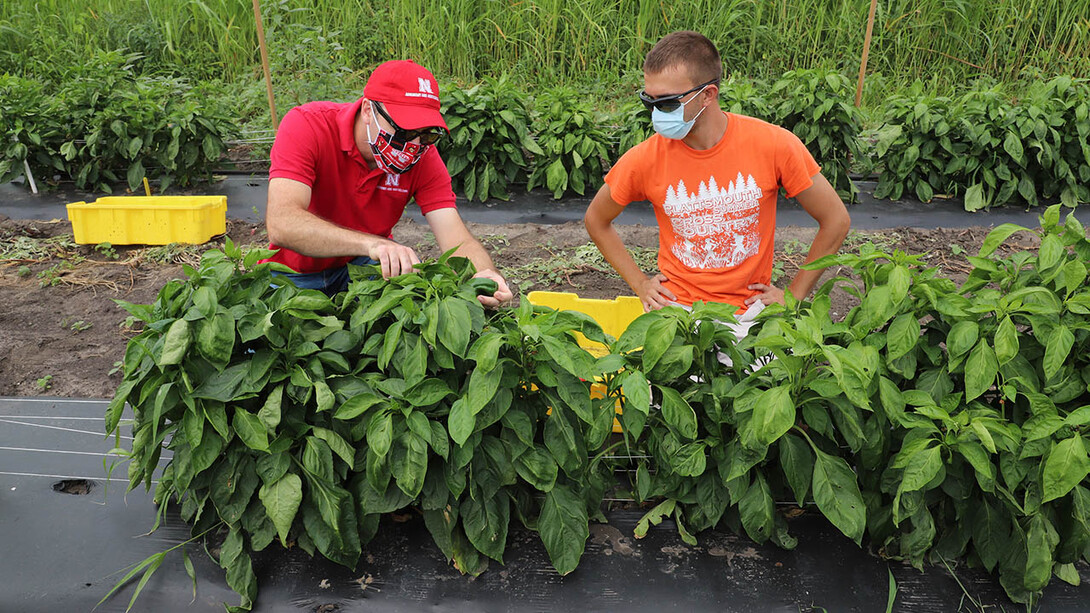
[644,31,722,86]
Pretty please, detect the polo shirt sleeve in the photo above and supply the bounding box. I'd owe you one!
[775,126,822,198]
[411,147,457,214]
[269,107,320,186]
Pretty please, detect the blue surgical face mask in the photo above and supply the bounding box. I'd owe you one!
[650,85,709,140]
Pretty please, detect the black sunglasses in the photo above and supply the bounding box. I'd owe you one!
[638,78,719,112]
[373,101,447,146]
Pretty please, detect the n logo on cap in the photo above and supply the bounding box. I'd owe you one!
[417,78,434,95]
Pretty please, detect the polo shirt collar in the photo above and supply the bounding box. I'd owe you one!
[338,98,366,157]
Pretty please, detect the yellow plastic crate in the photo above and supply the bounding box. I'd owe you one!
[527,291,644,356]
[528,291,645,433]
[66,195,227,245]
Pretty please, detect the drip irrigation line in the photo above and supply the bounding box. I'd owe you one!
[0,397,113,404]
[0,446,171,460]
[0,418,133,440]
[0,470,151,484]
[0,415,106,421]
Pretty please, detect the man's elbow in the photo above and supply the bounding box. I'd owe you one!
[838,209,852,238]
[584,209,607,239]
[265,212,289,246]
[829,207,851,245]
[265,222,282,246]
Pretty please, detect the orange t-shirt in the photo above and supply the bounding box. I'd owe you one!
[605,112,821,308]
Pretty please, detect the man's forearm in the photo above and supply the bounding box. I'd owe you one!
[450,237,497,274]
[587,222,648,294]
[786,223,849,300]
[268,206,388,259]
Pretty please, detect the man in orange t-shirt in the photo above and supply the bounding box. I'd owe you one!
[585,31,851,316]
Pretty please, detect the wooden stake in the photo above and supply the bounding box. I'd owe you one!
[252,0,278,130]
[855,0,879,108]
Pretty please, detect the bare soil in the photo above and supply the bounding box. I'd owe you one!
[0,214,1030,398]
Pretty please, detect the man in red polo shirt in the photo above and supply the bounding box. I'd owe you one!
[264,60,512,306]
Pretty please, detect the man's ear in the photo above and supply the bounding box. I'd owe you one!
[703,83,719,105]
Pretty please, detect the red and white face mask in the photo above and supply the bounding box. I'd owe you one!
[367,101,426,174]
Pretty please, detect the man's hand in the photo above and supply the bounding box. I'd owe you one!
[638,273,677,312]
[472,269,513,307]
[368,239,420,279]
[746,283,784,306]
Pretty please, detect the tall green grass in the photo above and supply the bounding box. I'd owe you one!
[1,0,1086,95]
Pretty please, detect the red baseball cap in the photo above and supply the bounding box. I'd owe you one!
[363,60,447,130]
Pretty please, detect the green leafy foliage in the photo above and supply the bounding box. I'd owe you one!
[528,87,611,199]
[106,205,1090,609]
[797,204,1090,603]
[869,83,958,205]
[718,76,773,119]
[0,74,60,185]
[0,51,237,192]
[439,75,543,202]
[107,243,613,609]
[872,77,1090,210]
[610,99,652,158]
[770,69,865,202]
[6,49,1084,214]
[605,302,800,546]
[600,204,1090,606]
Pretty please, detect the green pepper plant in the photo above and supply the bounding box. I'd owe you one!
[800,204,1090,604]
[106,244,616,610]
[103,206,1090,610]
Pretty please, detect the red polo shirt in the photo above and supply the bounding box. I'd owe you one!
[266,98,456,273]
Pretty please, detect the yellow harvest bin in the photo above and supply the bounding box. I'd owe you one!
[527,291,644,356]
[66,195,227,245]
[528,291,645,433]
